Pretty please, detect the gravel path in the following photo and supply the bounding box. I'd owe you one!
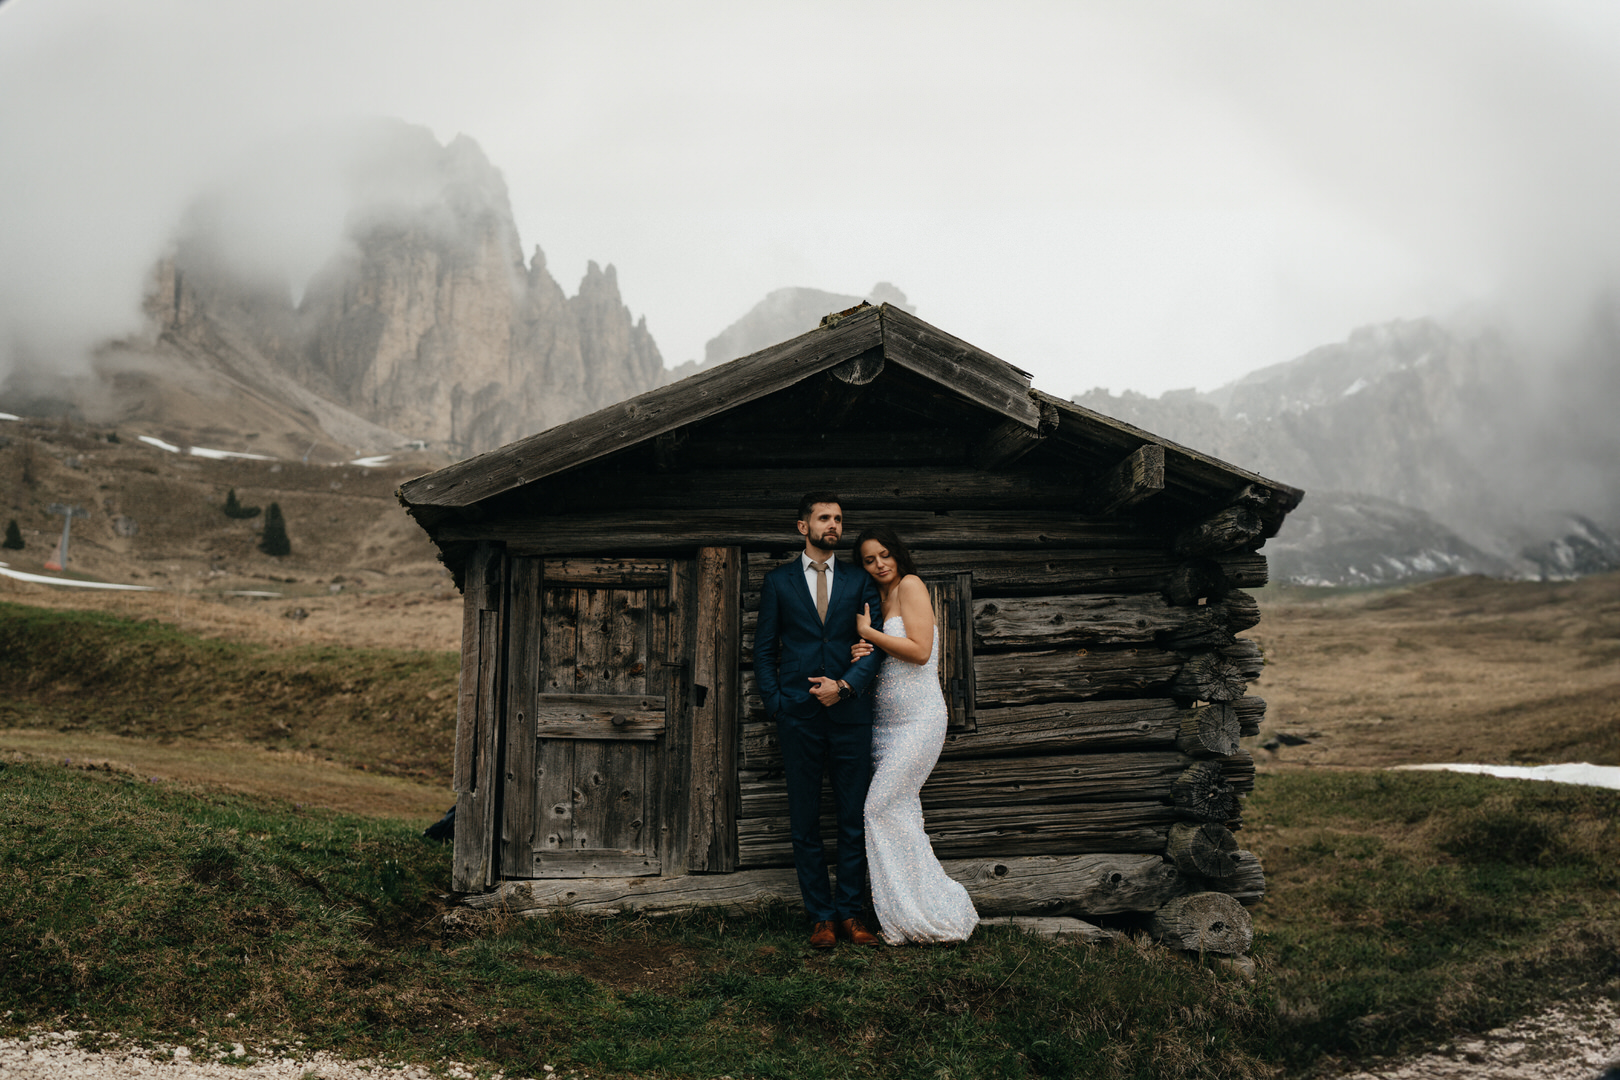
[1331,998,1620,1080]
[3,1001,1615,1080]
[0,1031,579,1080]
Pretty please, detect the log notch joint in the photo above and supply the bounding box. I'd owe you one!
[1086,443,1165,516]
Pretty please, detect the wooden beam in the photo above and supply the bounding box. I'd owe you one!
[443,510,1164,556]
[971,590,1260,649]
[1086,443,1165,517]
[971,401,1060,470]
[455,852,1203,920]
[751,549,1269,601]
[738,751,1253,815]
[1172,504,1266,558]
[878,305,1042,428]
[828,345,885,385]
[520,466,1087,513]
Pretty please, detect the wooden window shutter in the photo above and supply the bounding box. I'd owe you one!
[924,573,976,733]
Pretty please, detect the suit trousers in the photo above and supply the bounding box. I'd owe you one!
[775,712,872,922]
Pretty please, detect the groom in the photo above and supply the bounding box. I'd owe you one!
[753,492,885,948]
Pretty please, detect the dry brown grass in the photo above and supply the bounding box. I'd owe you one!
[1250,572,1620,771]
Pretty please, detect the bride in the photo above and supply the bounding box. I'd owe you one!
[851,526,979,945]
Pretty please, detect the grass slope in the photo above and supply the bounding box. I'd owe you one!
[0,601,459,782]
[4,757,1616,1079]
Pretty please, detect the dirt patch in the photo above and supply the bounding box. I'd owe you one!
[0,732,451,821]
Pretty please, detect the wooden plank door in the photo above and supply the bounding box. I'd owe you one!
[499,549,742,880]
[502,558,674,877]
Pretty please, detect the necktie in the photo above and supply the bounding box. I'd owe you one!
[811,560,829,622]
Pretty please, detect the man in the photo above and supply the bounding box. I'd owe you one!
[753,492,885,948]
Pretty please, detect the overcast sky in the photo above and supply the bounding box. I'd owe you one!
[4,0,1619,398]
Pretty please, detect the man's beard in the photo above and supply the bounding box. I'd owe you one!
[808,531,839,552]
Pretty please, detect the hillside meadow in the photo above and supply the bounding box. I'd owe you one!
[2,572,1619,1077]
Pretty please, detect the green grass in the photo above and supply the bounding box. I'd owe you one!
[1247,769,1620,1070]
[4,758,1618,1078]
[0,600,459,780]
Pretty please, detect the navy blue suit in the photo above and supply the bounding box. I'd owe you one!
[753,555,883,921]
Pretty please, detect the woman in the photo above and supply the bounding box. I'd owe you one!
[851,525,979,945]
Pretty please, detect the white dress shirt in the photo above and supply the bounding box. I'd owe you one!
[801,550,835,606]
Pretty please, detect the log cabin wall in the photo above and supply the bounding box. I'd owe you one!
[404,304,1300,918]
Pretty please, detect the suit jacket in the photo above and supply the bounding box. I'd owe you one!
[753,555,883,724]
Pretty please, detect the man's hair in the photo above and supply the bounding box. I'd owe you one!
[797,491,843,521]
[854,525,919,581]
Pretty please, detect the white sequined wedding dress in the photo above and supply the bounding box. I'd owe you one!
[865,613,980,944]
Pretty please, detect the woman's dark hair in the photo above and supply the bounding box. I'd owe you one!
[854,525,919,580]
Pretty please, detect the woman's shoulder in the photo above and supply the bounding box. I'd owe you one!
[896,574,932,603]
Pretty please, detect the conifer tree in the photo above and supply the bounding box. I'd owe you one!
[223,488,261,519]
[258,502,290,556]
[2,519,23,551]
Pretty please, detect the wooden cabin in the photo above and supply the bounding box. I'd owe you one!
[399,303,1302,952]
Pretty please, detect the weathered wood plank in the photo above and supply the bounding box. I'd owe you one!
[458,853,1179,918]
[453,851,1264,919]
[400,304,885,510]
[972,646,1184,706]
[971,590,1260,649]
[741,697,1212,766]
[500,557,545,879]
[1085,443,1165,516]
[747,549,1267,603]
[540,558,670,588]
[880,305,1041,428]
[1234,695,1265,737]
[526,849,659,878]
[658,558,696,876]
[1173,505,1266,558]
[528,466,1088,514]
[739,799,1179,865]
[672,429,972,469]
[740,751,1252,817]
[688,547,741,872]
[442,510,1163,554]
[452,542,503,893]
[980,917,1123,942]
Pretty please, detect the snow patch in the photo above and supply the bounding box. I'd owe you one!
[189,446,274,461]
[1395,762,1620,790]
[348,455,392,468]
[0,562,156,591]
[1341,377,1370,397]
[0,412,20,421]
[137,435,182,453]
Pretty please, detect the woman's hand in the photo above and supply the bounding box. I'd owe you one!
[850,639,875,662]
[855,602,873,640]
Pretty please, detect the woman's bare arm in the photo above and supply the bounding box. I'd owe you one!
[856,576,934,665]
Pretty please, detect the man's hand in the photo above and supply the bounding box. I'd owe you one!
[808,676,842,707]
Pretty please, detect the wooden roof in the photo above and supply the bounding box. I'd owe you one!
[399,303,1302,529]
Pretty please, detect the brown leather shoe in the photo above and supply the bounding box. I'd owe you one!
[839,917,880,946]
[809,920,836,949]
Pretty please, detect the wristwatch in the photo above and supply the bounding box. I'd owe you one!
[836,680,853,701]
